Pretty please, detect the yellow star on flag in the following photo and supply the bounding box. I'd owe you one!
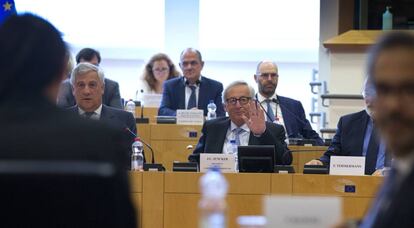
[3,1,12,11]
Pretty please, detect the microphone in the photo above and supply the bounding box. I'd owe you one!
[125,127,155,164]
[254,94,276,122]
[136,89,149,124]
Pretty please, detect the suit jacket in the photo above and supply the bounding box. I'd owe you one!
[67,104,137,166]
[0,95,136,227]
[57,78,123,109]
[319,110,388,175]
[189,117,292,165]
[158,76,225,116]
[319,110,369,164]
[368,168,414,228]
[278,95,324,145]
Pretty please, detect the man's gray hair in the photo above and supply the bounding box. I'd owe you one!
[223,81,255,101]
[255,60,278,75]
[70,62,105,85]
[362,76,376,99]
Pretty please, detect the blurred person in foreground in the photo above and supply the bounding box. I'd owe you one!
[0,13,136,227]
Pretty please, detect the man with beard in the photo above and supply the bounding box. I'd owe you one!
[188,81,292,165]
[254,61,324,145]
[306,78,390,175]
[158,48,225,117]
[356,32,414,227]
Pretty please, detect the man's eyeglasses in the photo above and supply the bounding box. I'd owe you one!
[226,96,251,105]
[257,73,278,79]
[152,67,169,73]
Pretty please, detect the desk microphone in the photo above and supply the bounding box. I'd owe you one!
[125,127,155,164]
[136,89,149,123]
[254,97,275,122]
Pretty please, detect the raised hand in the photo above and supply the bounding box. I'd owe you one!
[242,100,266,135]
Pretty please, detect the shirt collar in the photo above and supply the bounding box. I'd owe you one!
[183,76,202,86]
[230,121,250,133]
[78,104,103,116]
[393,151,414,177]
[256,92,277,103]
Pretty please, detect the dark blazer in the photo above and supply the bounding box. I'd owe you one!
[319,110,369,165]
[57,78,123,109]
[278,95,324,145]
[158,76,225,117]
[368,168,414,228]
[189,117,292,165]
[318,110,388,175]
[67,105,137,166]
[0,96,136,227]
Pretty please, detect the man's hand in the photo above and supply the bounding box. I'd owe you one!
[242,101,266,135]
[306,159,323,165]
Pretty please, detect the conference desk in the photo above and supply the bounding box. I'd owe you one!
[130,172,383,228]
[136,123,326,171]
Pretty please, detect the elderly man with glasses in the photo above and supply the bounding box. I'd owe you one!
[188,81,292,165]
[254,60,324,145]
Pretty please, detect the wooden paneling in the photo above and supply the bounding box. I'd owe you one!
[142,172,164,228]
[135,107,159,123]
[130,173,383,228]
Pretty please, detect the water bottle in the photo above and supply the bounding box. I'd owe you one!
[228,139,239,172]
[207,100,217,120]
[131,137,144,171]
[199,167,228,228]
[125,99,136,118]
[382,6,393,30]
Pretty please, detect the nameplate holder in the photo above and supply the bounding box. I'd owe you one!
[329,156,365,176]
[200,154,236,173]
[176,109,204,125]
[265,195,341,228]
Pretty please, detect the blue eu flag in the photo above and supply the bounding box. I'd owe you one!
[0,0,16,24]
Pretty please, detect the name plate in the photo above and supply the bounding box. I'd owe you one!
[142,94,162,107]
[329,156,365,176]
[176,109,204,125]
[200,154,236,173]
[265,196,341,228]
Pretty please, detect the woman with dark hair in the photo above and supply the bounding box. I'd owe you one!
[141,53,180,94]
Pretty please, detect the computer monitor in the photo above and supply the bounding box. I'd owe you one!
[238,145,275,173]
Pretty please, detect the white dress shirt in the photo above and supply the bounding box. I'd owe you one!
[78,104,103,120]
[222,122,250,154]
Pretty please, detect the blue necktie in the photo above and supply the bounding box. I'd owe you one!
[233,128,245,146]
[187,85,197,109]
[266,100,275,122]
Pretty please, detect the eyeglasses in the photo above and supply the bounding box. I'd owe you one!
[180,61,200,67]
[226,96,251,105]
[152,67,169,73]
[257,73,278,79]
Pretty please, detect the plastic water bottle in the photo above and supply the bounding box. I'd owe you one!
[131,137,144,171]
[207,100,217,120]
[382,6,393,30]
[199,167,228,228]
[125,99,136,118]
[228,139,239,172]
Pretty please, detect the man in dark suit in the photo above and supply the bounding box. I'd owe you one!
[254,60,324,145]
[306,79,388,175]
[356,32,414,228]
[189,81,292,165]
[158,48,225,116]
[57,48,123,109]
[0,14,136,227]
[69,62,137,166]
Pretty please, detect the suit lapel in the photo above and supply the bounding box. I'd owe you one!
[208,118,230,153]
[355,111,370,153]
[100,105,115,122]
[178,78,186,109]
[278,97,294,137]
[198,78,206,110]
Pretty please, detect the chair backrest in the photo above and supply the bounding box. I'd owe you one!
[0,160,136,227]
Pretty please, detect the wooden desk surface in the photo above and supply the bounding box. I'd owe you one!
[130,172,382,228]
